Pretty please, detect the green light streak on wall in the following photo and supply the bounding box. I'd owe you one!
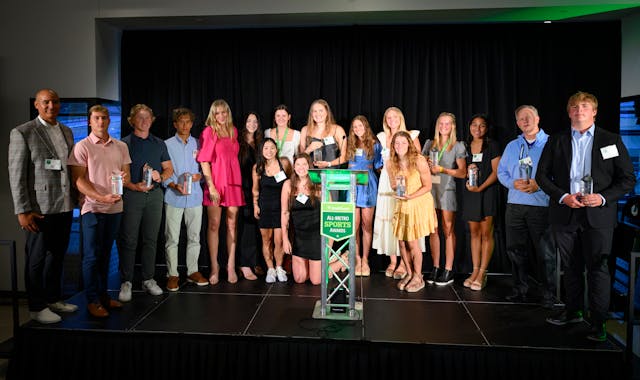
[479,5,640,22]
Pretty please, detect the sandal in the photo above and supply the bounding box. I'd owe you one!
[397,273,412,291]
[470,269,487,291]
[393,262,408,279]
[209,264,220,285]
[240,267,257,281]
[355,256,362,277]
[463,267,479,288]
[361,261,371,277]
[227,267,238,284]
[385,264,395,277]
[406,275,425,293]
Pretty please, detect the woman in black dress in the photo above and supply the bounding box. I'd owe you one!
[252,138,291,283]
[238,112,263,280]
[281,153,323,285]
[461,114,501,291]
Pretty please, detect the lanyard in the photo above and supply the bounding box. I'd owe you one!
[275,127,289,155]
[437,137,451,162]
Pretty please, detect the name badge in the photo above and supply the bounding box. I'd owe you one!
[323,136,336,145]
[296,193,309,204]
[600,144,619,160]
[274,170,286,183]
[355,148,363,157]
[44,158,62,170]
[431,175,441,185]
[518,156,533,166]
[472,153,483,163]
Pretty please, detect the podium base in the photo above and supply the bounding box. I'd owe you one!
[312,300,363,320]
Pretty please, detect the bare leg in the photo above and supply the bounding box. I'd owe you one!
[226,207,239,283]
[206,205,222,284]
[360,207,374,276]
[355,208,362,275]
[260,229,275,270]
[397,241,413,290]
[292,255,309,284]
[467,221,482,285]
[406,239,425,292]
[429,209,442,269]
[441,210,456,271]
[273,228,284,267]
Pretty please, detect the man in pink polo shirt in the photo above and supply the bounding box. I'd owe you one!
[68,105,132,318]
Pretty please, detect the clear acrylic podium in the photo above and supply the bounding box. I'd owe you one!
[308,169,368,320]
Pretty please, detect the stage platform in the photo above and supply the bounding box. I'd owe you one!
[7,271,632,380]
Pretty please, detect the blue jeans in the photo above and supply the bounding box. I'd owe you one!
[82,212,122,303]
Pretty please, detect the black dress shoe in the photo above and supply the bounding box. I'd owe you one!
[426,267,440,285]
[546,310,583,326]
[586,322,607,342]
[435,269,454,286]
[505,289,526,302]
[541,292,556,309]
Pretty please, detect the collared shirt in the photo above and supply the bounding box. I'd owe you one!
[497,129,550,207]
[68,132,132,214]
[570,124,595,194]
[163,134,203,209]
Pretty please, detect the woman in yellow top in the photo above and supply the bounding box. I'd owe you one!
[387,131,437,292]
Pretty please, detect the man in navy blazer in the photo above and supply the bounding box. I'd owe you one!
[8,88,79,324]
[536,91,635,341]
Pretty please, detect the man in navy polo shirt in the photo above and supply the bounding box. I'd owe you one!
[118,104,173,302]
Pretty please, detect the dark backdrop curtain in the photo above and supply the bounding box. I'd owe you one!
[120,21,621,274]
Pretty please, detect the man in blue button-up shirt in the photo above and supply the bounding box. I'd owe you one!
[163,108,209,291]
[498,105,555,307]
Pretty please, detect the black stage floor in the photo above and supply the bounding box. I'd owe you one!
[7,271,633,380]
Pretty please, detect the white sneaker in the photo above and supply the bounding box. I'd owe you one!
[119,281,132,302]
[275,266,288,282]
[143,279,163,296]
[48,301,78,313]
[265,268,276,283]
[30,307,61,324]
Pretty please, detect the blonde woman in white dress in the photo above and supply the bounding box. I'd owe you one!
[372,107,425,279]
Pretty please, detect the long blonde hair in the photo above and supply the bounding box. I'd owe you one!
[347,115,377,161]
[433,112,458,152]
[382,107,408,137]
[205,99,234,138]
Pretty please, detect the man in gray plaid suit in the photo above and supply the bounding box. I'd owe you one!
[8,88,79,324]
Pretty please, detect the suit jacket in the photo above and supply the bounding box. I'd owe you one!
[8,118,74,215]
[536,126,635,229]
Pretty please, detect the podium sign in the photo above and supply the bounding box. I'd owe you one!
[321,202,354,241]
[309,169,367,320]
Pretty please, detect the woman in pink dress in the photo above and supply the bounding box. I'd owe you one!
[197,99,245,285]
